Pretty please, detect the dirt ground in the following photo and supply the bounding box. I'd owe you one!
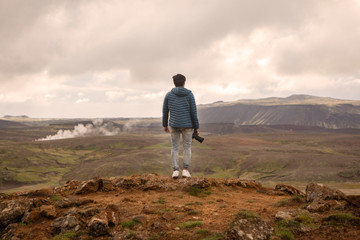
[1,175,360,240]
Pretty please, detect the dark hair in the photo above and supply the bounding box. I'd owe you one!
[173,74,186,87]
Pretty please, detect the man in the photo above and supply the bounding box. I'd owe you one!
[162,74,199,179]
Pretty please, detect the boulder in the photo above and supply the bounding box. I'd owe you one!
[52,214,79,233]
[40,205,57,219]
[87,205,120,236]
[21,188,53,198]
[55,196,94,208]
[22,209,41,223]
[112,229,146,240]
[225,216,273,240]
[0,223,20,240]
[101,179,116,192]
[0,199,32,227]
[306,202,331,213]
[275,184,305,197]
[347,195,360,208]
[88,214,109,237]
[305,183,347,202]
[75,178,101,194]
[105,204,120,227]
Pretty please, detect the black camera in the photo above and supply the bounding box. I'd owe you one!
[192,132,204,143]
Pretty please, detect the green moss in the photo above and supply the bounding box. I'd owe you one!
[236,210,259,219]
[325,213,360,225]
[201,233,224,240]
[121,220,138,229]
[152,197,166,204]
[295,212,314,226]
[188,186,211,197]
[178,221,202,229]
[50,195,62,202]
[274,220,301,240]
[52,231,77,240]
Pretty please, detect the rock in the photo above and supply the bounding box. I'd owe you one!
[326,200,347,211]
[112,229,146,240]
[55,196,94,208]
[87,205,120,237]
[132,215,147,224]
[142,204,165,214]
[275,184,305,197]
[162,212,176,221]
[0,223,20,240]
[0,200,32,228]
[65,179,81,190]
[22,209,41,223]
[101,179,115,192]
[40,205,57,219]
[88,214,109,237]
[150,221,163,230]
[52,214,79,233]
[81,207,101,218]
[75,178,101,194]
[275,210,294,221]
[105,204,120,227]
[347,195,360,208]
[306,202,331,212]
[305,183,347,202]
[20,188,53,198]
[225,215,273,240]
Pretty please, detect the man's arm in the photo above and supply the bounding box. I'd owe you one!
[189,92,199,130]
[162,93,169,132]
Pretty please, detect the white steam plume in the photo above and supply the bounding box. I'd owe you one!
[36,119,120,141]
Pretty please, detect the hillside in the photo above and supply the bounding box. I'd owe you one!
[0,119,25,129]
[1,121,360,194]
[0,174,359,240]
[198,95,360,129]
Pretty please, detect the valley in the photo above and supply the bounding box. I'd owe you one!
[0,118,359,194]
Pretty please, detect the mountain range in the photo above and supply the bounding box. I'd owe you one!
[198,95,360,129]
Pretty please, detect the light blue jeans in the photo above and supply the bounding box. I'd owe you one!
[170,127,193,171]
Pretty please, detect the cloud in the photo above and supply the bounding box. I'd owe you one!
[75,98,89,104]
[1,0,360,117]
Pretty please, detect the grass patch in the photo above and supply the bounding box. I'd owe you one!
[177,221,202,229]
[152,197,166,204]
[274,196,305,207]
[187,209,200,215]
[274,220,301,240]
[52,231,77,240]
[324,213,360,225]
[121,220,138,229]
[50,195,62,202]
[236,210,259,219]
[188,186,212,197]
[201,233,224,240]
[18,221,32,226]
[196,229,210,235]
[185,201,203,206]
[295,212,314,226]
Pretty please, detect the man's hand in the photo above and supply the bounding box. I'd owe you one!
[195,129,199,135]
[164,127,170,133]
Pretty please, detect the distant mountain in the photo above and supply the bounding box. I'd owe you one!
[0,119,25,128]
[198,95,360,129]
[3,115,29,119]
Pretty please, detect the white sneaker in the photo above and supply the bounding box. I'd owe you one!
[182,169,191,178]
[172,170,180,179]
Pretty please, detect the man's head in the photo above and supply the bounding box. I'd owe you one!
[173,74,186,87]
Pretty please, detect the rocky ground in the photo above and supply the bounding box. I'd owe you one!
[0,174,359,240]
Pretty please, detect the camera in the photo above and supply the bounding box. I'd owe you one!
[192,132,204,143]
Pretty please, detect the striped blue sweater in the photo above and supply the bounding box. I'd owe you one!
[162,87,199,129]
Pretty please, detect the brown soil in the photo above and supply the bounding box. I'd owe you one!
[1,175,360,240]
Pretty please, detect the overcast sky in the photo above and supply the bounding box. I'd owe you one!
[1,0,360,118]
